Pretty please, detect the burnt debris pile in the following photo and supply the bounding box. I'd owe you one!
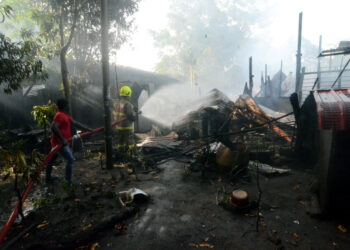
[138,88,295,180]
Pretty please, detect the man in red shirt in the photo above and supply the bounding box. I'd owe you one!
[46,98,91,184]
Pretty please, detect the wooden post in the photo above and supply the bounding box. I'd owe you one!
[243,82,249,95]
[298,67,306,102]
[264,64,267,97]
[279,60,283,97]
[101,0,113,169]
[338,56,344,88]
[317,35,322,89]
[268,76,272,97]
[249,56,253,97]
[295,12,303,100]
[261,72,264,97]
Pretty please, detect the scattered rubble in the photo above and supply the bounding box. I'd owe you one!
[216,143,249,173]
[117,188,149,208]
[248,162,291,176]
[3,88,350,250]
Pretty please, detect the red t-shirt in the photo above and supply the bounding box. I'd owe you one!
[50,111,73,147]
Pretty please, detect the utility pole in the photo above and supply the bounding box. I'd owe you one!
[295,12,303,100]
[317,35,322,89]
[101,0,113,169]
[249,56,253,97]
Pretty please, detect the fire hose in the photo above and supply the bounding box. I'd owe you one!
[0,118,126,244]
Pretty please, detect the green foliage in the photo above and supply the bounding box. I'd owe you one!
[0,33,47,94]
[196,145,216,167]
[69,73,89,95]
[0,4,13,22]
[31,100,57,130]
[186,144,217,175]
[153,0,258,84]
[33,197,60,208]
[72,0,140,64]
[0,0,37,40]
[0,127,7,146]
[31,0,140,64]
[86,149,93,158]
[0,2,48,94]
[1,145,44,220]
[31,100,57,139]
[20,28,58,60]
[28,0,140,108]
[1,145,44,183]
[30,4,60,57]
[62,180,77,197]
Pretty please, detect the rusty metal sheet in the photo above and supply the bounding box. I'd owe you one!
[313,89,350,130]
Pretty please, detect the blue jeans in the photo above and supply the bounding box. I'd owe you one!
[46,146,74,182]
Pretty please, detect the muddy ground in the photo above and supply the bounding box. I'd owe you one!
[1,138,350,250]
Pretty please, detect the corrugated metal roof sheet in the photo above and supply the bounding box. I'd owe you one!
[313,89,350,130]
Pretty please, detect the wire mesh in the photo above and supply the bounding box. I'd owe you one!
[300,55,350,104]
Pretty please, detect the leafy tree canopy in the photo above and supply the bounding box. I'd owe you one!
[31,0,140,65]
[0,4,47,94]
[153,0,320,91]
[0,3,12,23]
[153,0,260,86]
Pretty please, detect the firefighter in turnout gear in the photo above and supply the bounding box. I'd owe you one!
[114,86,137,160]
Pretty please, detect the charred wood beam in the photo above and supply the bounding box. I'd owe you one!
[290,93,300,125]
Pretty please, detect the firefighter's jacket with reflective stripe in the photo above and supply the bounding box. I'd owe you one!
[114,98,136,131]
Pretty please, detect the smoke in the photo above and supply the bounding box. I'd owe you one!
[140,83,198,127]
[140,82,237,127]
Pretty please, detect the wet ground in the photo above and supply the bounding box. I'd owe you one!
[97,160,350,250]
[1,148,350,249]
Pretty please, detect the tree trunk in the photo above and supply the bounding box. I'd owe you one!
[59,2,78,115]
[60,49,72,114]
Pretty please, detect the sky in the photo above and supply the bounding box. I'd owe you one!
[116,0,170,71]
[117,0,350,73]
[254,0,350,49]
